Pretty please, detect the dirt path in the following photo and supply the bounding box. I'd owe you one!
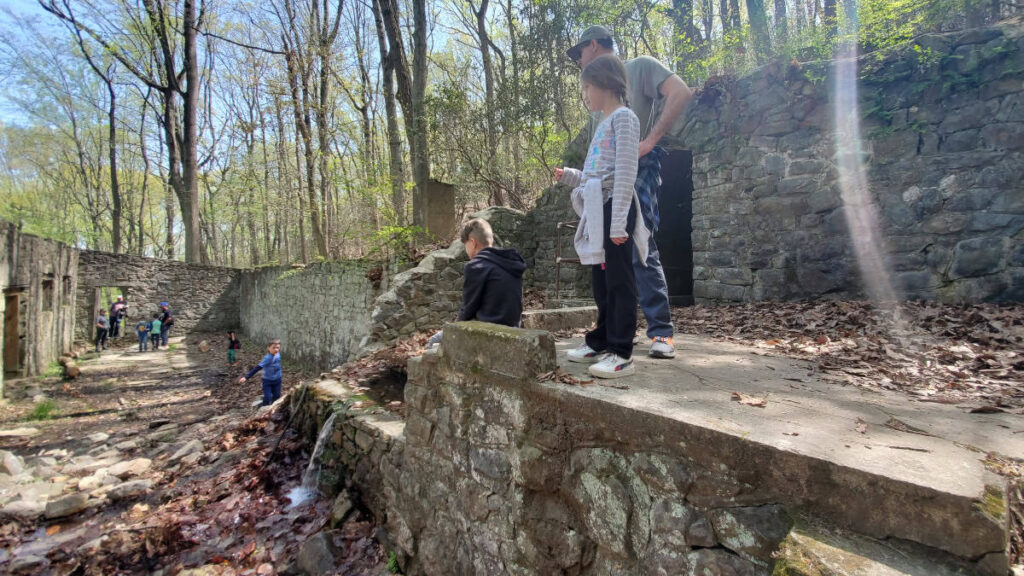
[0,334,386,575]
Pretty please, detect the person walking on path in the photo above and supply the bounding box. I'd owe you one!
[158,302,174,348]
[566,25,694,359]
[239,339,283,406]
[555,54,648,379]
[149,313,162,351]
[135,317,151,352]
[227,331,242,366]
[95,309,110,353]
[110,295,126,338]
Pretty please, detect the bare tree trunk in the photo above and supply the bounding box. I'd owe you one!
[472,0,503,206]
[371,0,406,224]
[774,0,787,45]
[411,0,430,229]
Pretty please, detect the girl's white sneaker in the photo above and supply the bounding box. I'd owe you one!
[588,354,635,379]
[567,343,604,364]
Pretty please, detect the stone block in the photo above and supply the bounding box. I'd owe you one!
[715,268,752,286]
[708,504,794,566]
[686,548,762,576]
[521,307,597,333]
[949,237,1006,279]
[981,122,1024,150]
[442,322,556,381]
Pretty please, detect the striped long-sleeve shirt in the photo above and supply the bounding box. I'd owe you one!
[559,106,640,239]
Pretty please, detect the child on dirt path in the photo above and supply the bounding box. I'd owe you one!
[95,309,110,353]
[149,313,162,351]
[227,331,241,366]
[136,317,151,352]
[239,339,283,406]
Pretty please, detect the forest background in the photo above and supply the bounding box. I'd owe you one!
[0,0,1013,266]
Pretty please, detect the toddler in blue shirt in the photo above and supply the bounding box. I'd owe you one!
[239,339,283,406]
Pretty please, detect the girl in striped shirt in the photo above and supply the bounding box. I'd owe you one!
[555,54,650,379]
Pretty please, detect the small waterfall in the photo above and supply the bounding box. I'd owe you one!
[286,412,338,509]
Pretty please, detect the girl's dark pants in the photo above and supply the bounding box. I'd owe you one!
[151,333,161,349]
[262,379,282,406]
[95,328,108,351]
[585,199,637,359]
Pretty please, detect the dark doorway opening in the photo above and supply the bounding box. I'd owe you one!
[91,286,131,340]
[4,292,20,375]
[655,149,694,306]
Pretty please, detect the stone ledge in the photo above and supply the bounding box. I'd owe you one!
[441,321,556,381]
[521,307,597,333]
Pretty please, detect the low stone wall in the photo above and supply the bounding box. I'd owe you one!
[0,222,78,390]
[292,321,1003,575]
[682,22,1024,303]
[75,251,240,342]
[239,262,379,369]
[360,207,526,355]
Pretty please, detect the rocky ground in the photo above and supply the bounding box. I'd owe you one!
[0,334,387,575]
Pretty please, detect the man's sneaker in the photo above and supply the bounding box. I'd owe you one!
[567,343,604,363]
[588,354,635,379]
[649,336,676,359]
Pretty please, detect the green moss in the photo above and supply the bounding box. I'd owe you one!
[42,362,63,378]
[771,536,823,576]
[978,484,1006,521]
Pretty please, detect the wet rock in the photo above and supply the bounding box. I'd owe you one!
[9,554,47,573]
[107,479,153,501]
[44,492,90,519]
[330,491,353,527]
[0,451,24,475]
[0,500,45,521]
[107,458,152,479]
[297,531,339,575]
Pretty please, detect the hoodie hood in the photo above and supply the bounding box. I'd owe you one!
[476,247,526,277]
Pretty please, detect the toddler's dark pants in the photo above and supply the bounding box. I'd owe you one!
[138,332,148,351]
[262,378,282,406]
[585,200,637,359]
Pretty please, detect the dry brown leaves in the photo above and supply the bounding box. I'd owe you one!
[731,392,767,407]
[673,301,1024,410]
[539,367,594,386]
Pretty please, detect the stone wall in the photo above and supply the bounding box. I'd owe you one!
[517,186,593,300]
[292,321,1003,575]
[239,262,379,369]
[683,22,1024,303]
[0,222,78,392]
[75,251,240,342]
[361,207,526,355]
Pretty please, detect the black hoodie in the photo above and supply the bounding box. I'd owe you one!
[457,246,526,327]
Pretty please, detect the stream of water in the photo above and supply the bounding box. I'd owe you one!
[285,412,338,509]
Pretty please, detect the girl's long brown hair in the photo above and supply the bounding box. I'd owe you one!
[581,54,629,107]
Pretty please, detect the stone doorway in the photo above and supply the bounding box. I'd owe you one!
[655,149,695,305]
[90,286,131,339]
[4,292,21,375]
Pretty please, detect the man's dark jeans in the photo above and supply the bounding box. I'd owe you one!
[161,326,171,347]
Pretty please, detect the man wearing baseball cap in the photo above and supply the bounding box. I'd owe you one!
[566,25,694,359]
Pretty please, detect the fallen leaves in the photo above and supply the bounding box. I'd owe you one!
[673,301,1024,409]
[539,368,594,386]
[731,392,767,407]
[855,418,869,434]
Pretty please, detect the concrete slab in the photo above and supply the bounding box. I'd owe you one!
[550,335,1017,562]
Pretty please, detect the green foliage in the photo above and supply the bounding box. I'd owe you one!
[42,361,64,378]
[28,399,58,421]
[387,550,401,574]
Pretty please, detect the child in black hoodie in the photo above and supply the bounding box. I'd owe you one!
[428,218,525,346]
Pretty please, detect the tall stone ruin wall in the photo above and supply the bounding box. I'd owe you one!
[517,22,1024,304]
[75,251,240,342]
[238,262,379,369]
[684,22,1024,303]
[0,222,77,391]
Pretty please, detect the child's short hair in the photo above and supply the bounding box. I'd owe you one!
[153,313,159,319]
[460,218,494,246]
[581,54,629,106]
[267,338,281,347]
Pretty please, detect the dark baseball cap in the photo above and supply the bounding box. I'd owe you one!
[566,25,612,61]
